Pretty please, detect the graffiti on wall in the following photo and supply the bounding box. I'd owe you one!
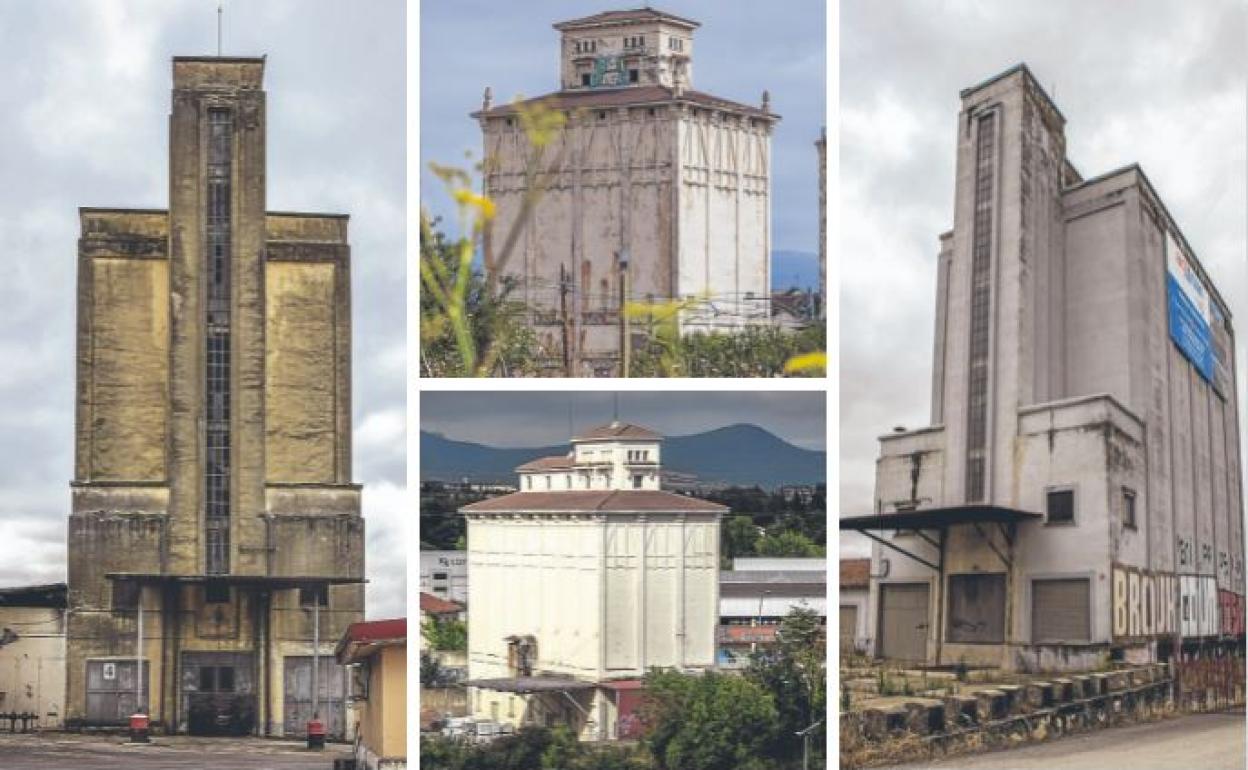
[1113,566,1245,639]
[1112,566,1177,639]
[1179,574,1220,637]
[1219,590,1245,636]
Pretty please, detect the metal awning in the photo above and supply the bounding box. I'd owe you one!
[839,506,1041,572]
[839,505,1042,531]
[463,676,597,694]
[104,573,366,588]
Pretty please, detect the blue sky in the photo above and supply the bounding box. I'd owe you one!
[419,0,826,254]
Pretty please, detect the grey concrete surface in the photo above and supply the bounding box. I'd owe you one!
[0,733,351,769]
[879,709,1246,770]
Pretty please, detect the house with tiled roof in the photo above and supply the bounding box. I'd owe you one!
[460,420,725,741]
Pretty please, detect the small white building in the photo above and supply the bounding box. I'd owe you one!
[838,559,870,655]
[461,421,725,741]
[419,550,469,605]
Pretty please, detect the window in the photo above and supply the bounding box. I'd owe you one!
[669,37,683,51]
[545,475,552,489]
[1123,488,1137,530]
[633,475,643,489]
[1046,488,1075,525]
[526,476,533,490]
[946,573,1006,643]
[300,585,329,607]
[433,572,448,581]
[581,73,591,87]
[204,581,230,604]
[1032,578,1091,642]
[112,581,139,611]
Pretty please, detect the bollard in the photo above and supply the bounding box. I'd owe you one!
[129,712,150,743]
[306,717,326,750]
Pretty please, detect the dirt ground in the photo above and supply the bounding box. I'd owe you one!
[0,732,352,769]
[875,709,1246,770]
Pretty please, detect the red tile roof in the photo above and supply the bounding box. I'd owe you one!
[419,592,463,615]
[573,422,662,441]
[335,618,406,663]
[516,454,574,472]
[474,85,777,120]
[553,8,700,31]
[840,558,871,589]
[461,490,727,514]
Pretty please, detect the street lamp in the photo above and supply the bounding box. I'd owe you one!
[796,718,823,770]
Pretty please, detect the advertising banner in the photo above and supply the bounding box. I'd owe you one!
[1167,233,1229,397]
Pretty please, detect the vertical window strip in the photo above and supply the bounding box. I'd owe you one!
[205,108,233,575]
[965,113,995,502]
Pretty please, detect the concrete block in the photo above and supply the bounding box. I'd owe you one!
[975,689,1009,722]
[1070,675,1090,698]
[944,694,977,727]
[998,684,1024,713]
[1090,673,1110,695]
[1025,681,1053,709]
[904,701,944,734]
[1052,678,1073,703]
[1106,672,1127,692]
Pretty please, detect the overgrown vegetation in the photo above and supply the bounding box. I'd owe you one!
[421,615,468,652]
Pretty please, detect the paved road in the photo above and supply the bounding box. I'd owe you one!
[0,733,351,769]
[881,710,1245,770]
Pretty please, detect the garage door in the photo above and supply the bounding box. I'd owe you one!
[85,660,149,725]
[1032,577,1090,642]
[283,656,348,740]
[879,583,930,661]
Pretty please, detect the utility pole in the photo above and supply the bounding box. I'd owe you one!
[560,265,573,377]
[618,250,630,377]
[216,2,223,57]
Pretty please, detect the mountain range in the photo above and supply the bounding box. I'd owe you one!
[420,423,825,489]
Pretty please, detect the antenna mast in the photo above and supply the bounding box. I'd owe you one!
[217,2,223,57]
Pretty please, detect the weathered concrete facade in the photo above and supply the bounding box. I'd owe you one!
[460,422,724,740]
[66,57,363,736]
[862,65,1244,671]
[475,8,777,374]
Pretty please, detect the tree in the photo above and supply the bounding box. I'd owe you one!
[420,650,447,687]
[746,607,827,768]
[422,615,468,651]
[723,514,762,564]
[640,669,779,770]
[755,530,825,558]
[420,215,543,377]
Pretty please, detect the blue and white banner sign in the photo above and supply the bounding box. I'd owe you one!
[1167,233,1228,397]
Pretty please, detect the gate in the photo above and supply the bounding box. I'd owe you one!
[1172,645,1245,711]
[85,660,149,726]
[283,656,348,739]
[181,651,256,736]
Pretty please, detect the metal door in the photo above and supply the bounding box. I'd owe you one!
[283,656,348,739]
[85,660,148,725]
[839,606,859,649]
[879,583,930,661]
[181,651,255,736]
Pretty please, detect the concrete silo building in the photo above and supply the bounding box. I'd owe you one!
[843,64,1244,672]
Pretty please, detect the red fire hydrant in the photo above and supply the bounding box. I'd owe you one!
[129,712,150,743]
[306,717,326,750]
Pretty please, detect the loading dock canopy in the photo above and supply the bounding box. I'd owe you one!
[463,677,597,694]
[839,505,1042,531]
[839,506,1042,572]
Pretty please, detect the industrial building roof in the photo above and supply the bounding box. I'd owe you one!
[460,489,727,514]
[553,8,700,31]
[720,570,827,586]
[474,85,776,120]
[572,421,663,441]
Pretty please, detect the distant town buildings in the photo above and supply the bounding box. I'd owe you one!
[460,421,725,740]
[420,550,469,604]
[844,64,1245,671]
[474,8,779,375]
[718,557,826,668]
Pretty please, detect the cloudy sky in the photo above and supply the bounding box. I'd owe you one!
[0,0,406,618]
[840,0,1248,556]
[422,391,826,451]
[419,0,826,254]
